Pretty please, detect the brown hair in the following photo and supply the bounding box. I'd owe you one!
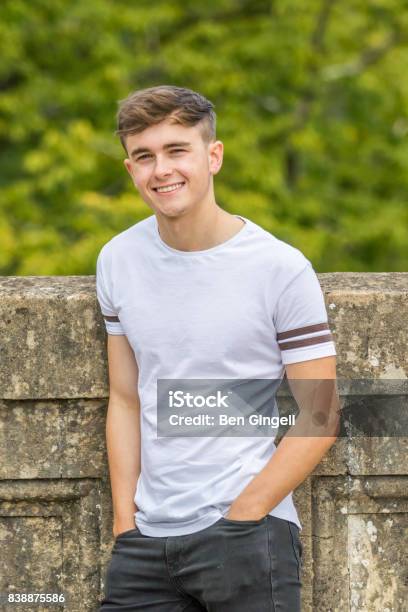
[116,85,216,151]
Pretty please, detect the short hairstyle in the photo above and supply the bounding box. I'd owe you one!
[116,85,216,152]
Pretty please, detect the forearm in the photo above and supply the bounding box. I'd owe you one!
[227,372,340,519]
[227,433,337,519]
[106,398,141,524]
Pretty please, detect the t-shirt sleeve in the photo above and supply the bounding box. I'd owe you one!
[274,261,336,365]
[95,249,125,335]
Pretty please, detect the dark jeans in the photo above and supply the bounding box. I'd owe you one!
[99,515,303,611]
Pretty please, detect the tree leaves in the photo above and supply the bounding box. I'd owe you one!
[0,0,406,273]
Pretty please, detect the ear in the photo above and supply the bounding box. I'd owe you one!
[124,158,135,181]
[208,140,224,175]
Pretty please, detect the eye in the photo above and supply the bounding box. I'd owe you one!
[170,148,186,154]
[136,153,152,161]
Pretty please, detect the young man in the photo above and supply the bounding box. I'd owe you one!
[96,85,339,611]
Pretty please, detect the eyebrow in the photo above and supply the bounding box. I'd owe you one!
[130,142,192,159]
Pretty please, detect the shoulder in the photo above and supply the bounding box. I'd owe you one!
[97,215,156,264]
[243,216,311,277]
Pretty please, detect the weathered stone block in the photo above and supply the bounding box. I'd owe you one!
[0,273,407,611]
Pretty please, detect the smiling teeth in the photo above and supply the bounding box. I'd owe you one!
[156,182,184,193]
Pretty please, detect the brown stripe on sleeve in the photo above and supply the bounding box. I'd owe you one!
[103,314,120,322]
[276,322,329,341]
[278,333,333,351]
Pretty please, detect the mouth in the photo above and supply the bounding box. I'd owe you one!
[152,181,185,195]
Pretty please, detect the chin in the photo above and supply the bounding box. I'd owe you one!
[156,203,190,219]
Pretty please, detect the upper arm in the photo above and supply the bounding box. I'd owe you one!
[275,261,337,366]
[95,248,138,405]
[285,355,337,380]
[95,248,126,335]
[273,257,338,423]
[107,334,140,408]
[285,356,340,435]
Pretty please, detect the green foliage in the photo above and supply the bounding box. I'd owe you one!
[0,0,407,273]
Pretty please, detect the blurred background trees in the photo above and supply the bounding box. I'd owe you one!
[0,0,407,274]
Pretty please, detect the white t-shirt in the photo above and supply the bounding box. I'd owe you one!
[96,214,336,536]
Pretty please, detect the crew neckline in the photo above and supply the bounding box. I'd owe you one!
[154,215,250,256]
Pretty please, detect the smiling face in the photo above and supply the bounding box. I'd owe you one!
[123,116,223,220]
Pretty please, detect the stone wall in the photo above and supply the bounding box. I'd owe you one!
[0,273,407,611]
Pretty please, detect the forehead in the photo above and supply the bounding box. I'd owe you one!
[126,118,204,155]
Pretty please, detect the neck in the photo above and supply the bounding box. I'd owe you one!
[155,201,245,252]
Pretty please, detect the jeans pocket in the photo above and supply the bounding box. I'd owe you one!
[287,522,302,579]
[219,515,268,526]
[296,532,303,566]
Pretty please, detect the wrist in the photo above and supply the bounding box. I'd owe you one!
[113,504,137,521]
[227,496,269,520]
[113,518,137,538]
[113,508,137,526]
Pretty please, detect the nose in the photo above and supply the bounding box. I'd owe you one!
[153,154,173,180]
